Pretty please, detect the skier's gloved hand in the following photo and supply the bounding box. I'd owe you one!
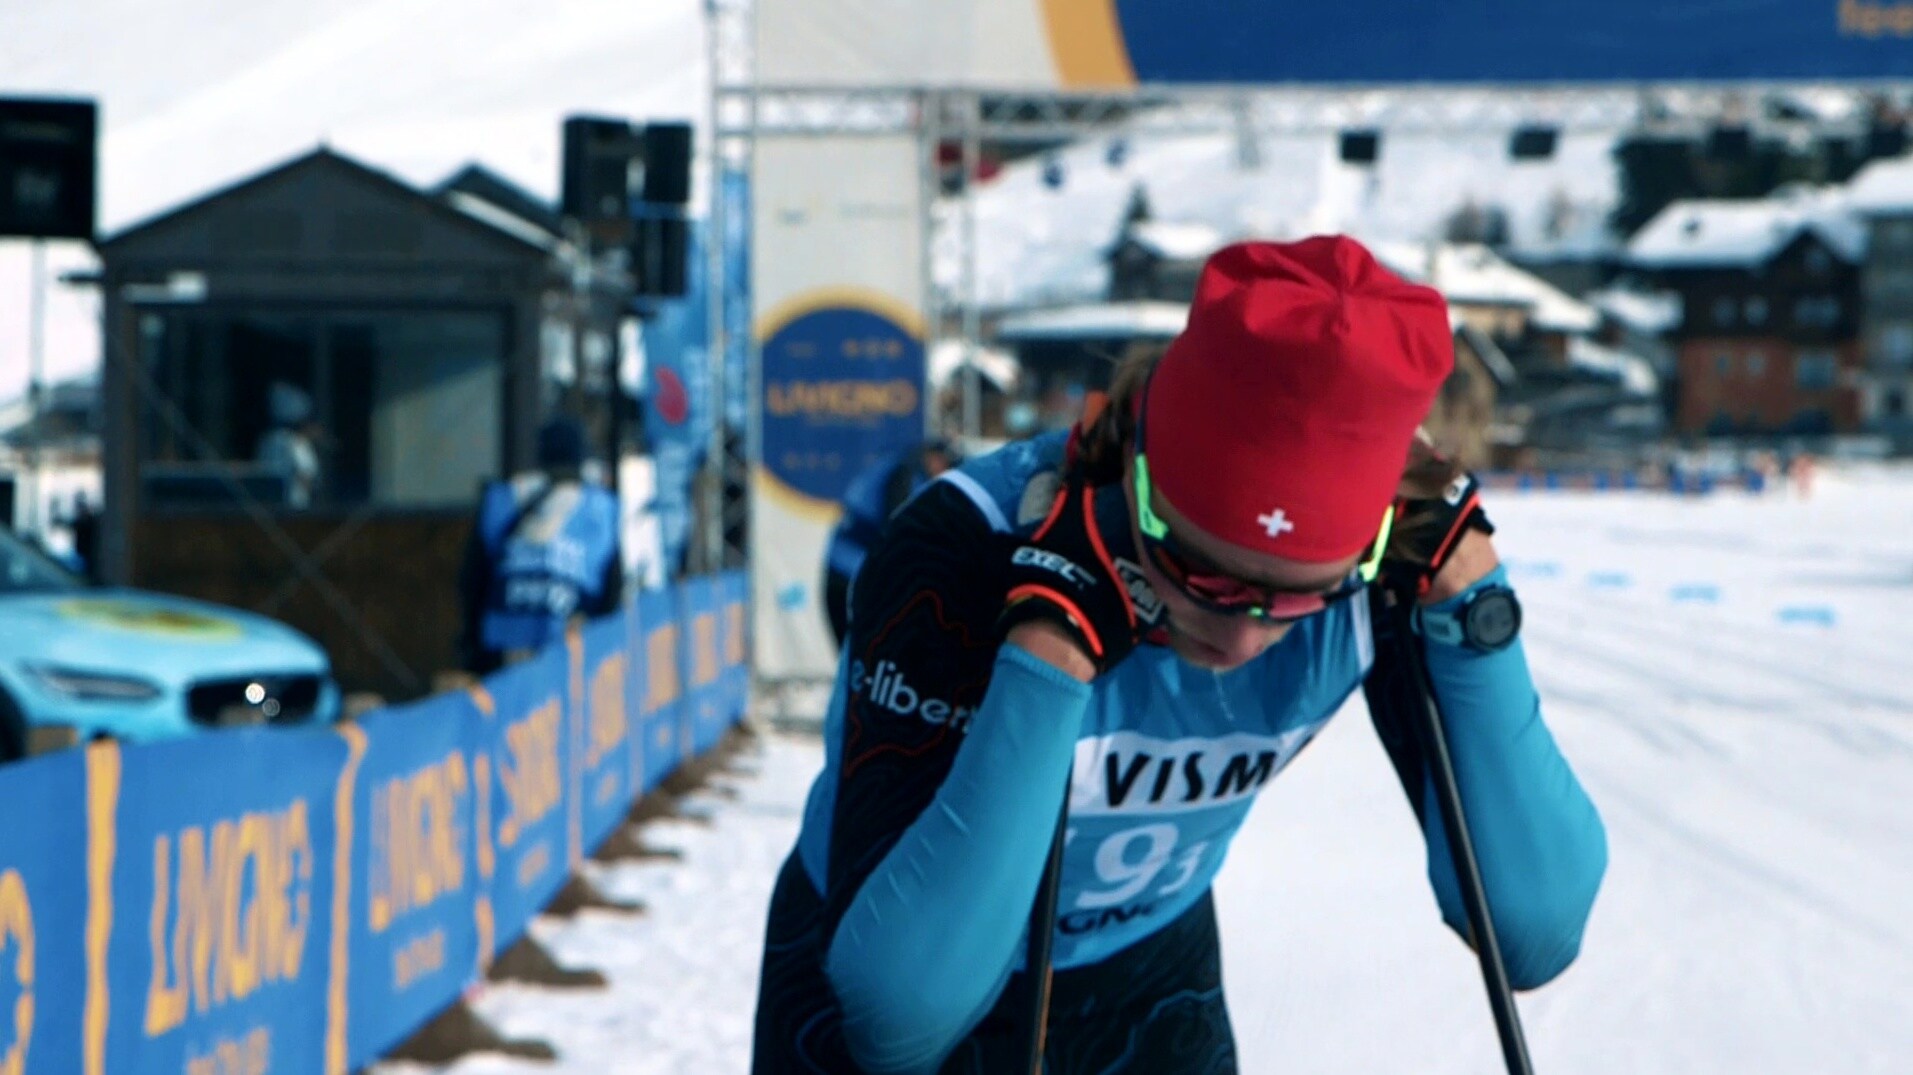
[999,478,1152,675]
[1379,469,1495,598]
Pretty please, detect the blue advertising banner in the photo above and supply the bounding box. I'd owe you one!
[720,572,750,725]
[579,615,635,850]
[1096,0,1913,85]
[635,585,686,793]
[759,296,926,507]
[476,646,574,950]
[346,696,485,1064]
[0,571,749,1075]
[0,749,89,1075]
[678,576,724,757]
[99,731,349,1075]
[642,223,712,578]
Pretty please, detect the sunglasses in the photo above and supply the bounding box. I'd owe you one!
[1131,377,1393,622]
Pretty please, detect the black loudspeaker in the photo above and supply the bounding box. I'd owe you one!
[1339,129,1381,165]
[562,115,639,224]
[1509,126,1559,161]
[0,97,98,241]
[641,122,693,205]
[631,213,689,297]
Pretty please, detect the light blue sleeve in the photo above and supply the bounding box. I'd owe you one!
[825,643,1091,1075]
[1417,564,1608,989]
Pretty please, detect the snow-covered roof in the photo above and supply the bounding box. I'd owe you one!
[1567,336,1659,396]
[1846,154,1913,216]
[1627,190,1867,268]
[928,340,1019,392]
[1587,287,1682,335]
[1125,220,1224,262]
[1373,242,1600,334]
[992,301,1190,342]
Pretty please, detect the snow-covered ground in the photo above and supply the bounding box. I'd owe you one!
[380,463,1913,1074]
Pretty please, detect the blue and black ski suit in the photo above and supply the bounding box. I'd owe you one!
[752,432,1607,1074]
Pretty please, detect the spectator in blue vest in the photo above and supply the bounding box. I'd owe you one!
[822,439,958,647]
[458,416,623,674]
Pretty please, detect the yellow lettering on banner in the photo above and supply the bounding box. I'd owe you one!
[515,842,551,891]
[586,655,629,771]
[1839,0,1913,35]
[724,602,746,666]
[497,700,562,850]
[391,929,446,992]
[83,742,120,1075]
[645,625,680,710]
[0,869,32,1075]
[368,753,469,934]
[692,614,719,688]
[765,379,919,419]
[183,1025,269,1075]
[143,801,314,1037]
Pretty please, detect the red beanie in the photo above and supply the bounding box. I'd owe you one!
[1142,236,1453,563]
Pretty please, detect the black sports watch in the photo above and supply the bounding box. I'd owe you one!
[1415,584,1522,652]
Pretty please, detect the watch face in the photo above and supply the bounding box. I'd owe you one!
[1465,589,1521,650]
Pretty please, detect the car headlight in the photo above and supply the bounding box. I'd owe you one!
[23,663,164,702]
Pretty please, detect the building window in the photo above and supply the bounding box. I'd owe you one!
[1715,350,1734,377]
[1744,297,1768,326]
[1886,387,1907,417]
[1795,296,1841,328]
[1712,297,1737,328]
[1796,350,1838,390]
[1804,246,1832,275]
[136,309,506,510]
[1745,351,1766,377]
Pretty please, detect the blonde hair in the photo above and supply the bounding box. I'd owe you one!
[1069,347,1464,563]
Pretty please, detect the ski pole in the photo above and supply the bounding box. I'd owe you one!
[1393,596,1535,1075]
[1021,787,1070,1074]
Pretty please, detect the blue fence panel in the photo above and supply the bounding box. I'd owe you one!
[720,570,750,724]
[478,644,574,954]
[101,729,349,1075]
[678,576,724,756]
[579,614,636,851]
[635,586,685,794]
[346,693,487,1064]
[0,748,90,1075]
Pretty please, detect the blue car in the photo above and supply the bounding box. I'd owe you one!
[0,527,340,761]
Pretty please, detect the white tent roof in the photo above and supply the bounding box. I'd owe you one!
[993,300,1190,341]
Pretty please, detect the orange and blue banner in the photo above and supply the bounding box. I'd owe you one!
[756,0,1912,88]
[0,571,749,1075]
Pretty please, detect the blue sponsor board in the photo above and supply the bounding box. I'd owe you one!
[0,571,749,1074]
[479,646,576,947]
[580,615,637,851]
[101,731,348,1075]
[760,301,926,505]
[1108,0,1912,84]
[0,749,88,1075]
[347,695,486,1063]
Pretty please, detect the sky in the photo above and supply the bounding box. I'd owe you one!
[0,0,709,404]
[374,464,1913,1074]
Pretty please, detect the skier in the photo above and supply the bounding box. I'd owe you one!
[750,237,1607,1074]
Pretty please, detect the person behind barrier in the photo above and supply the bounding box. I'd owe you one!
[751,237,1608,1074]
[458,416,623,674]
[820,438,959,647]
[256,382,325,508]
